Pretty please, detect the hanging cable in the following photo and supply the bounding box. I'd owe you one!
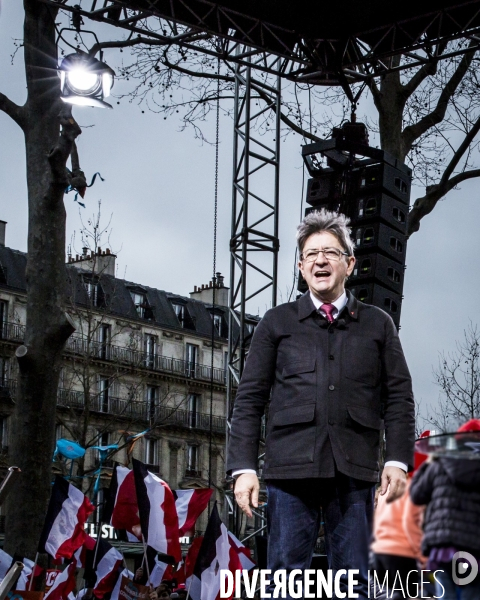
[208,53,220,505]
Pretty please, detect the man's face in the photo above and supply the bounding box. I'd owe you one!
[298,231,355,303]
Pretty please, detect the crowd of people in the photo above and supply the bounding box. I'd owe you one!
[370,419,480,600]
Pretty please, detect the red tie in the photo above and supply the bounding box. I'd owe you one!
[321,303,336,323]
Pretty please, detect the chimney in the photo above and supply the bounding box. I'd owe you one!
[189,272,229,307]
[0,221,6,247]
[67,247,117,276]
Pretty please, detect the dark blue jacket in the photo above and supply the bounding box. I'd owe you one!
[227,291,415,482]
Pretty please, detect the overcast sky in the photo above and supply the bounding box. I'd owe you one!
[1,1,480,426]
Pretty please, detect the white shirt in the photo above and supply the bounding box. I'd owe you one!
[232,290,407,477]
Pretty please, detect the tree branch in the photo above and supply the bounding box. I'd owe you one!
[88,32,208,56]
[402,41,477,152]
[154,52,322,142]
[401,41,448,100]
[408,168,480,235]
[440,114,480,184]
[162,53,233,82]
[0,92,26,129]
[251,82,321,142]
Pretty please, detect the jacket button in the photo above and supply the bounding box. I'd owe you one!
[329,329,334,334]
[329,355,334,360]
[328,384,335,391]
[328,418,334,425]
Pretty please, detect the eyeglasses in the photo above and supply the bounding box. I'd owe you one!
[301,247,350,262]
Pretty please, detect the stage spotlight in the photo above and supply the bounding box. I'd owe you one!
[59,52,115,109]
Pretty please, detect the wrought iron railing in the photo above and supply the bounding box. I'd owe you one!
[0,378,16,398]
[56,388,226,433]
[0,322,226,385]
[66,337,226,385]
[0,321,25,342]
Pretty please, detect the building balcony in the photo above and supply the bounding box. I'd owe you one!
[0,321,25,343]
[0,322,227,386]
[56,388,226,433]
[0,378,16,400]
[65,337,226,385]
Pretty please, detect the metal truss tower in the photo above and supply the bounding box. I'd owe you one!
[225,50,281,538]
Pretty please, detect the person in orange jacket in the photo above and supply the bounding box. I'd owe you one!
[371,434,430,599]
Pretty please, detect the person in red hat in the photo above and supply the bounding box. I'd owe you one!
[410,420,480,600]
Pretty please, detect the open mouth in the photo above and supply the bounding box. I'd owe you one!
[314,270,331,280]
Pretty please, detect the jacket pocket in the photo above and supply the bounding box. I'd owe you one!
[347,404,383,430]
[266,404,316,467]
[276,359,316,405]
[273,403,316,426]
[339,404,383,471]
[343,338,380,386]
[282,359,316,378]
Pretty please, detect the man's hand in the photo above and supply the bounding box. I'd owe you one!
[234,473,260,518]
[380,465,407,503]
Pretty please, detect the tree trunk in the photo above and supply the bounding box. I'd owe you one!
[374,68,407,162]
[4,0,76,558]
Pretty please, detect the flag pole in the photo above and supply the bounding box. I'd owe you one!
[186,572,194,600]
[92,522,102,570]
[117,542,129,574]
[28,552,39,591]
[141,535,152,588]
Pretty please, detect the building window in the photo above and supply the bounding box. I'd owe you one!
[212,314,222,336]
[185,344,198,378]
[98,324,111,360]
[0,417,9,453]
[186,444,200,477]
[130,290,153,319]
[0,301,7,338]
[144,334,157,368]
[145,438,158,466]
[95,431,112,467]
[85,281,98,305]
[98,377,110,412]
[188,393,200,428]
[146,385,158,419]
[171,302,195,330]
[0,358,9,385]
[245,321,257,336]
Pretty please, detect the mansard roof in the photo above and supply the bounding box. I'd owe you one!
[0,245,258,340]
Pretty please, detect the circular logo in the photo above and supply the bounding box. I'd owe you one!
[452,551,478,586]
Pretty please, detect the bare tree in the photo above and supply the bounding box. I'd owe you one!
[1,0,87,558]
[430,322,480,432]
[112,37,480,234]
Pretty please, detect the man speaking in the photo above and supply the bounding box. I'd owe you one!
[227,209,415,599]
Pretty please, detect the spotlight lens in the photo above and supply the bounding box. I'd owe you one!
[67,69,100,94]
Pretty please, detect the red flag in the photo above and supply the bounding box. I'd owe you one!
[104,466,140,538]
[187,507,242,600]
[174,489,213,536]
[185,537,203,582]
[227,532,255,571]
[39,476,94,559]
[132,459,181,562]
[89,539,123,600]
[44,561,77,600]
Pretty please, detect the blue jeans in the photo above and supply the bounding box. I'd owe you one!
[266,475,375,600]
[435,567,480,600]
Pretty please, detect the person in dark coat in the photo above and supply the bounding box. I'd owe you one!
[227,209,415,599]
[410,419,480,600]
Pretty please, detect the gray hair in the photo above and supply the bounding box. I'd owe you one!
[296,208,355,256]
